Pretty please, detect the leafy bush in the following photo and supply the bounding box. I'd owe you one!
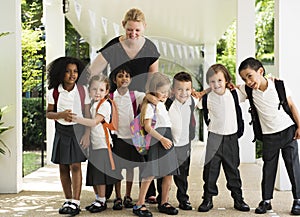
[22,98,45,151]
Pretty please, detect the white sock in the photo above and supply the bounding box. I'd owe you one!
[264,200,270,203]
[72,199,80,206]
[99,197,106,203]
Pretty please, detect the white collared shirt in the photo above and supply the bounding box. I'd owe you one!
[112,90,145,139]
[47,84,90,125]
[239,79,294,134]
[168,97,198,147]
[199,89,238,135]
[145,102,172,129]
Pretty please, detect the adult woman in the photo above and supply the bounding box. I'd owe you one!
[89,8,160,92]
[88,7,160,205]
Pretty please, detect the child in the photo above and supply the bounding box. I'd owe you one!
[238,57,300,215]
[110,66,145,210]
[197,64,250,212]
[133,72,179,217]
[46,56,90,216]
[167,71,201,210]
[72,75,123,213]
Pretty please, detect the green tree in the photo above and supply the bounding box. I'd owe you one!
[21,0,45,93]
[216,0,274,80]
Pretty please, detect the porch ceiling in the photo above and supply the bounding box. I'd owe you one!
[65,0,237,48]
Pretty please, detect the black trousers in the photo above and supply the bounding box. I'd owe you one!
[261,125,300,200]
[202,132,243,201]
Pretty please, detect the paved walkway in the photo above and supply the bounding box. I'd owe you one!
[0,142,295,217]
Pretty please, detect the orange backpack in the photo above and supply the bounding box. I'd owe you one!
[95,97,118,170]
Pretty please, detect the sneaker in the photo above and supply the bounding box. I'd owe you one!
[198,199,213,212]
[158,202,178,215]
[255,201,272,214]
[88,201,107,213]
[124,196,134,208]
[133,204,152,217]
[113,198,123,210]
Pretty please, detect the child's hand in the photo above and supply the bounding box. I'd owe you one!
[160,137,173,150]
[146,93,159,105]
[61,109,75,122]
[294,127,300,140]
[80,130,90,149]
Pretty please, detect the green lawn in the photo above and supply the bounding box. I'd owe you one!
[23,151,45,177]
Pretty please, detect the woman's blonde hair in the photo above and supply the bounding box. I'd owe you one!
[122,8,146,26]
[140,72,170,126]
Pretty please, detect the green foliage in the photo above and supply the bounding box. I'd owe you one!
[21,0,45,93]
[217,21,237,83]
[65,19,90,63]
[0,106,13,155]
[22,98,45,151]
[255,0,274,61]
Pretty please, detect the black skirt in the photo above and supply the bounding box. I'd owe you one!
[51,122,87,164]
[140,127,180,178]
[86,148,123,186]
[112,137,145,169]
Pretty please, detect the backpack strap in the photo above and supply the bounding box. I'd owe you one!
[95,98,116,170]
[189,96,196,140]
[274,80,296,124]
[230,89,244,138]
[245,85,263,142]
[202,93,210,126]
[53,88,59,112]
[77,84,86,112]
[129,91,138,117]
[165,97,174,111]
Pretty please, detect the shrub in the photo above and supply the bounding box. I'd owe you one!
[22,98,45,151]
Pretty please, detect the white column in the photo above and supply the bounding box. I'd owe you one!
[0,0,22,193]
[236,0,256,163]
[274,0,300,191]
[202,43,216,143]
[43,0,65,164]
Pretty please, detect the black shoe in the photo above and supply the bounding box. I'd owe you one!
[113,198,123,210]
[85,200,97,211]
[179,201,192,210]
[198,199,213,212]
[89,201,107,213]
[158,202,178,215]
[64,202,81,216]
[59,201,71,214]
[255,201,272,214]
[133,204,152,217]
[124,196,134,208]
[234,199,250,212]
[291,200,300,215]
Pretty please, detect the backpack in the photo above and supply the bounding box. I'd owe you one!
[95,97,119,170]
[165,96,196,140]
[130,104,156,155]
[202,89,244,138]
[53,84,86,113]
[245,79,296,142]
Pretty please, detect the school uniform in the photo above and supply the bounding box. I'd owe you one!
[239,80,300,200]
[111,90,145,169]
[140,102,179,178]
[200,89,244,201]
[86,100,122,186]
[47,84,90,164]
[166,96,198,204]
